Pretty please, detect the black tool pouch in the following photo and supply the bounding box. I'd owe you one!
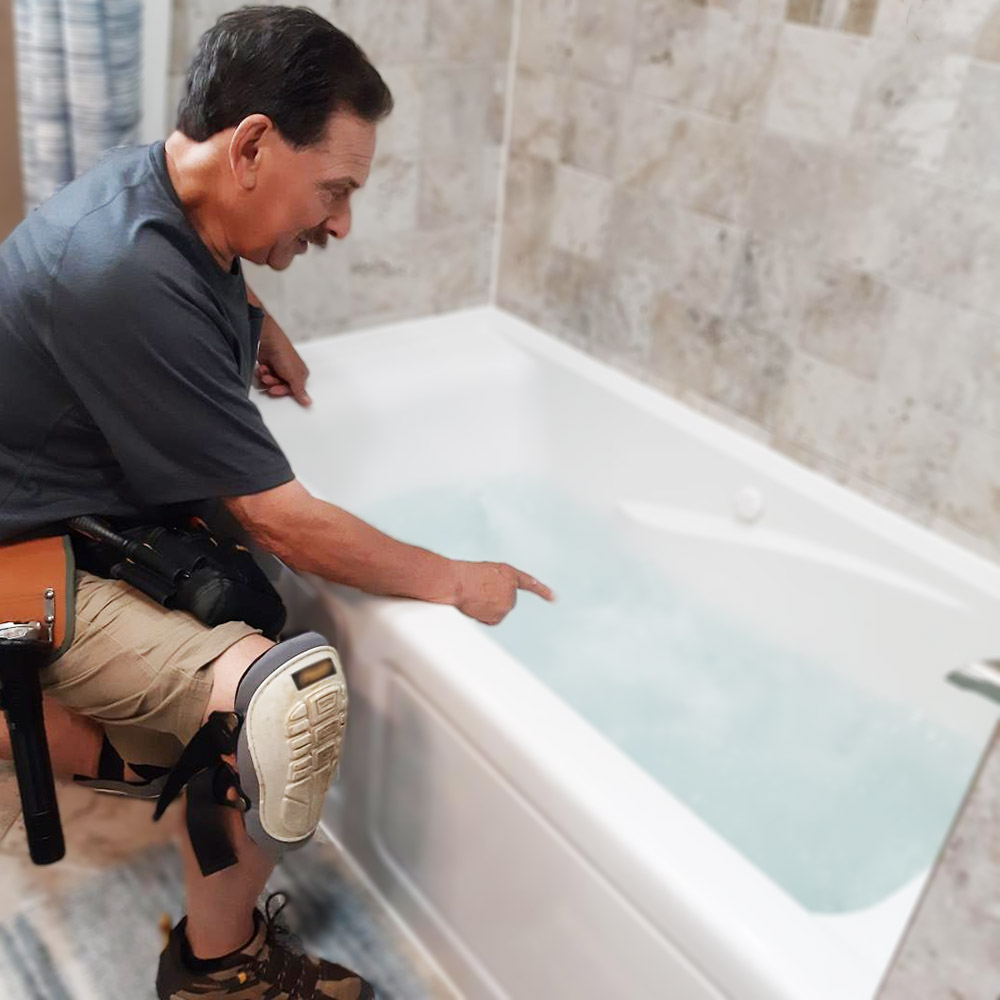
[70,517,286,640]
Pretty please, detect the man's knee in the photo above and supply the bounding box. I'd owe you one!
[202,633,274,724]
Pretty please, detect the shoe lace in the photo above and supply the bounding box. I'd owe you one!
[253,892,322,999]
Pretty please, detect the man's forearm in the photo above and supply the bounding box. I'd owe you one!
[235,489,460,605]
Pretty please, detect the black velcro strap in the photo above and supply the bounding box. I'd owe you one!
[185,767,238,876]
[153,711,242,821]
[97,734,125,781]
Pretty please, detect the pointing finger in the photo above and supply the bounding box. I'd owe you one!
[515,570,555,601]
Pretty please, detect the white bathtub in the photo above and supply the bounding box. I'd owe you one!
[258,306,1000,1000]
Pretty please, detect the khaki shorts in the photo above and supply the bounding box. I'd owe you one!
[41,571,260,766]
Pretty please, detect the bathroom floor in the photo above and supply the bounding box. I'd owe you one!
[0,763,450,1000]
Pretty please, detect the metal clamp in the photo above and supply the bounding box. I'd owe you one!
[0,586,56,645]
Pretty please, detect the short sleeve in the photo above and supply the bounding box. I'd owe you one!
[47,234,294,506]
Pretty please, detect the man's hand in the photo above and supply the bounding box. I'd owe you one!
[452,561,555,626]
[255,313,311,407]
[226,481,556,626]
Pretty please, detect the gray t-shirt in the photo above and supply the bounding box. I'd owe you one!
[0,141,294,542]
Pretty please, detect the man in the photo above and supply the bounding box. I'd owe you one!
[0,7,553,999]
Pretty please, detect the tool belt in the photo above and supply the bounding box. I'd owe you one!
[69,515,286,640]
[0,534,75,865]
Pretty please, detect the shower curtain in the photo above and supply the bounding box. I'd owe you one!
[13,0,142,212]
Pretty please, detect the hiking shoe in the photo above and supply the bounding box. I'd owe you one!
[234,632,349,856]
[156,893,374,999]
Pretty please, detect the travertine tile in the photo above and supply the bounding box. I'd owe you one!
[842,0,880,35]
[876,290,989,425]
[496,156,557,310]
[346,0,429,63]
[549,164,613,261]
[853,39,970,172]
[765,23,871,142]
[973,322,1000,437]
[729,234,822,337]
[561,79,621,178]
[937,426,1000,540]
[633,4,781,121]
[786,0,879,33]
[426,0,506,61]
[799,263,896,378]
[423,223,492,311]
[973,6,1000,62]
[420,64,493,152]
[747,133,837,245]
[772,352,876,467]
[570,0,638,87]
[853,394,962,510]
[943,60,1000,192]
[870,0,911,39]
[786,0,822,25]
[708,320,793,426]
[543,248,620,354]
[509,70,568,163]
[615,98,753,223]
[372,65,424,156]
[349,152,420,237]
[347,230,433,318]
[419,147,491,228]
[884,185,1000,318]
[517,0,579,73]
[647,295,725,399]
[900,0,999,48]
[827,154,937,273]
[281,245,353,341]
[609,189,743,312]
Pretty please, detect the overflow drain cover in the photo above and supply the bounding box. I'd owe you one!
[734,486,765,524]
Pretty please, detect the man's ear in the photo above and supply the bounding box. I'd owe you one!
[229,114,274,192]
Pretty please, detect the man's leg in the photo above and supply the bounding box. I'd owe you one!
[0,694,103,778]
[0,635,277,961]
[179,633,276,961]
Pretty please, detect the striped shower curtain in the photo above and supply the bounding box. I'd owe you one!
[13,0,142,212]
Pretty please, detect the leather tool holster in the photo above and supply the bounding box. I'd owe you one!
[0,535,76,864]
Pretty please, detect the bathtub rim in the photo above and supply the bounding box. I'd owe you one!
[278,304,1000,603]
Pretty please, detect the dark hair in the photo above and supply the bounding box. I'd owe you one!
[176,5,393,147]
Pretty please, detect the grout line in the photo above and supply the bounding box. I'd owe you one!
[488,0,525,305]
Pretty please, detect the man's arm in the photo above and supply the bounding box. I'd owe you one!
[224,479,554,625]
[246,285,311,406]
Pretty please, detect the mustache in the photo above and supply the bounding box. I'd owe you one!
[302,225,329,248]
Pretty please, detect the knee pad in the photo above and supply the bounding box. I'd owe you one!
[235,631,348,857]
[153,631,348,875]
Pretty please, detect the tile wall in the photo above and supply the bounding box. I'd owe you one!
[498,0,1000,563]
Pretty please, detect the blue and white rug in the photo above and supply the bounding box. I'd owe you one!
[0,841,440,1000]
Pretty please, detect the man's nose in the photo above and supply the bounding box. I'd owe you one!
[327,203,351,240]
